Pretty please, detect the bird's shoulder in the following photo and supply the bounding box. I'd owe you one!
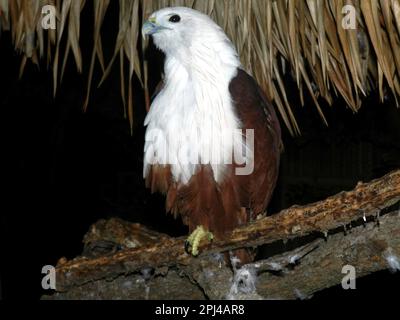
[229,68,282,148]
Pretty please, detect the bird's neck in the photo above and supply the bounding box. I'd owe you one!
[164,38,241,85]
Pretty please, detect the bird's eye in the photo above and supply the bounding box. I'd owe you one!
[169,15,181,23]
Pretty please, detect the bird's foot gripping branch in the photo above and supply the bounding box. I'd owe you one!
[185,226,214,257]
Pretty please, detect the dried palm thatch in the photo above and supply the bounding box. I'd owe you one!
[1,0,400,135]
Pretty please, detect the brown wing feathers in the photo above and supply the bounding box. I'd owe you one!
[229,69,281,218]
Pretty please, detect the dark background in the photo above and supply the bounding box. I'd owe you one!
[2,3,400,300]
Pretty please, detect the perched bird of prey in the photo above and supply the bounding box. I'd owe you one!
[142,7,281,263]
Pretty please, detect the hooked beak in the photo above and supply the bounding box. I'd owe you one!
[142,17,169,38]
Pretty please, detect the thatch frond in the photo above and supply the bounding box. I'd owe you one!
[1,0,400,135]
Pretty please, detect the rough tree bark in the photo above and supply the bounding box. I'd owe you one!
[45,170,400,300]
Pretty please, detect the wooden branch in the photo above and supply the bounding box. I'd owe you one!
[48,210,400,300]
[55,170,400,292]
[254,210,400,299]
[180,210,400,300]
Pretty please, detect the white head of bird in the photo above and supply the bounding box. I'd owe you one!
[142,7,240,68]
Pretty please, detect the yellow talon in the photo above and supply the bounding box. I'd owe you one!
[185,226,214,256]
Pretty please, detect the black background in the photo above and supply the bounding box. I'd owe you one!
[2,2,400,300]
